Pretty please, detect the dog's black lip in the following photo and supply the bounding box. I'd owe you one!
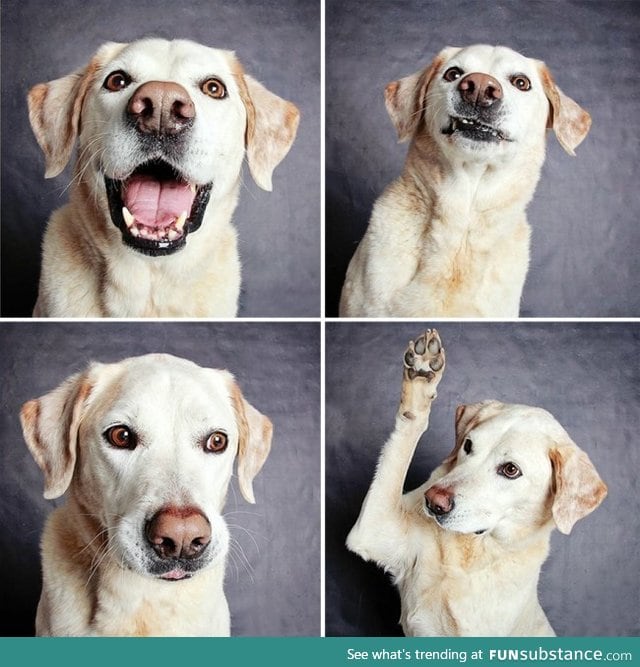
[147,556,208,578]
[104,159,213,257]
[442,116,509,143]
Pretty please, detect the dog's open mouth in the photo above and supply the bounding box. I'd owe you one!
[443,117,507,143]
[105,160,212,256]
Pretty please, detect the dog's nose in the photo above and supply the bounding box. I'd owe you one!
[145,506,211,560]
[458,73,503,108]
[424,485,455,516]
[127,81,196,135]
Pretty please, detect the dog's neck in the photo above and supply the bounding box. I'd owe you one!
[404,131,545,224]
[434,518,555,572]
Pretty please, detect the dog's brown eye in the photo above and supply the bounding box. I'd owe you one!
[201,77,227,99]
[463,438,473,454]
[443,67,463,82]
[104,424,137,449]
[204,430,228,453]
[103,70,132,92]
[510,74,531,91]
[499,462,522,479]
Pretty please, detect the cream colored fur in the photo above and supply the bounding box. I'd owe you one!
[340,45,591,317]
[28,39,299,317]
[20,354,273,636]
[347,330,607,636]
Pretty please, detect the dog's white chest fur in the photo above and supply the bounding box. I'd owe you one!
[395,527,554,636]
[343,162,532,317]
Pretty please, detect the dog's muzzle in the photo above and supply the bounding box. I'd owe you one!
[105,80,213,256]
[442,72,508,144]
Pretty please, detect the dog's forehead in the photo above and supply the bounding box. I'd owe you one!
[92,353,234,416]
[106,38,238,79]
[445,44,536,76]
[473,404,568,450]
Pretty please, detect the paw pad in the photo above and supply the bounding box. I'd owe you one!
[403,329,445,381]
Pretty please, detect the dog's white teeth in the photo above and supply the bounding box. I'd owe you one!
[168,229,180,241]
[130,226,140,237]
[175,212,188,231]
[122,206,135,228]
[189,184,197,194]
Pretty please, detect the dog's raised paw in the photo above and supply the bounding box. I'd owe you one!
[399,330,445,420]
[403,329,445,382]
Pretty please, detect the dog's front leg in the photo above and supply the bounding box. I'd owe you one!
[346,330,445,574]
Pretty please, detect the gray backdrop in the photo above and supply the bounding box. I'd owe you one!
[0,321,320,636]
[325,322,639,636]
[326,0,640,317]
[0,0,320,317]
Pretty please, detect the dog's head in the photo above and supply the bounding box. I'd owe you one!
[20,353,273,582]
[423,401,607,540]
[28,39,299,256]
[384,44,591,163]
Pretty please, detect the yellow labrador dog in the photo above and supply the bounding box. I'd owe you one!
[340,45,591,317]
[347,330,607,636]
[28,39,299,317]
[20,354,272,636]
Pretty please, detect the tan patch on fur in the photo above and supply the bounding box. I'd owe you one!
[20,400,51,477]
[229,381,250,461]
[385,55,444,142]
[539,65,591,154]
[63,380,92,470]
[231,59,256,147]
[549,446,607,534]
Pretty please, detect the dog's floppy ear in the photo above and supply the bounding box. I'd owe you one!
[538,64,591,156]
[20,371,94,499]
[230,381,273,504]
[237,73,300,192]
[385,46,459,142]
[549,443,607,534]
[28,42,127,178]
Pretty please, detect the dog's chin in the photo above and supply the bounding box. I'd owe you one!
[105,159,213,257]
[127,557,213,581]
[426,509,489,536]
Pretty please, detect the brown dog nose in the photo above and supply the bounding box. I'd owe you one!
[425,485,455,516]
[145,507,211,560]
[127,81,196,135]
[458,73,503,108]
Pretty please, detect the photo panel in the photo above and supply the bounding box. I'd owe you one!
[1,0,320,318]
[326,0,639,317]
[325,321,639,636]
[0,321,321,636]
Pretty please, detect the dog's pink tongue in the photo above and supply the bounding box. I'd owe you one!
[124,174,194,228]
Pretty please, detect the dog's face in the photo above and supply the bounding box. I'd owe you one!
[427,45,550,160]
[424,401,607,539]
[384,44,591,162]
[28,39,299,256]
[21,354,273,582]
